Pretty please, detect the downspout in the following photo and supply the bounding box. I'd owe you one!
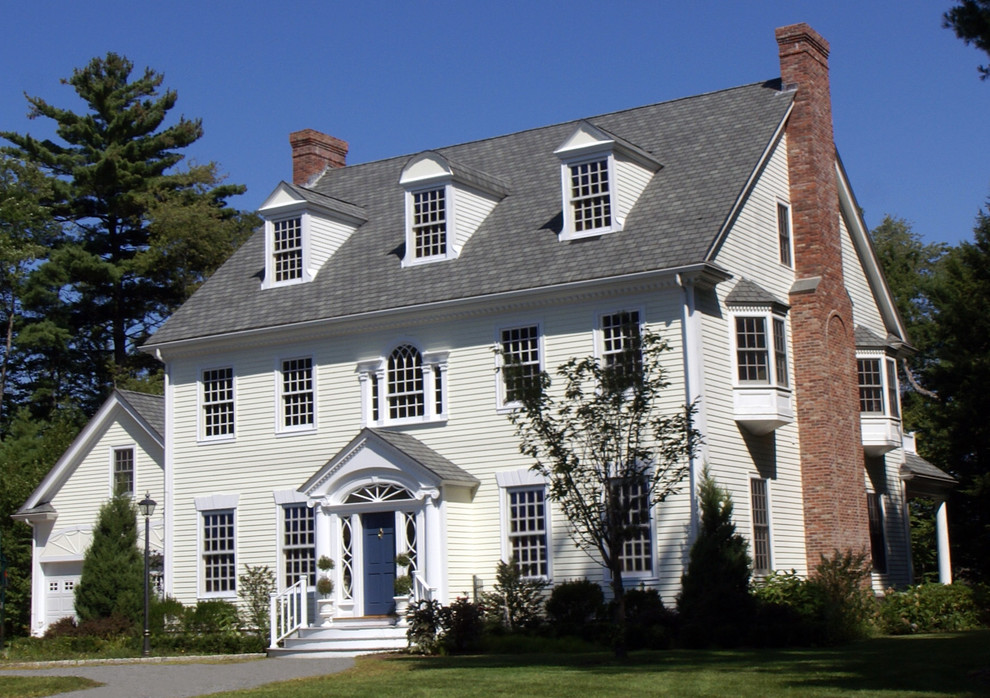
[678,274,707,546]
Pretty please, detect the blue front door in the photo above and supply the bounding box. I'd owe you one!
[362,512,395,615]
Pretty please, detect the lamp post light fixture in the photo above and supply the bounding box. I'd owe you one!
[137,492,156,657]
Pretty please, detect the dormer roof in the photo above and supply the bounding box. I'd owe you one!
[259,181,367,225]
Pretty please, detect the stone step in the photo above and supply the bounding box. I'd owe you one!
[269,621,409,657]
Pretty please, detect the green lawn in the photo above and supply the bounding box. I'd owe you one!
[0,675,101,697]
[204,632,990,698]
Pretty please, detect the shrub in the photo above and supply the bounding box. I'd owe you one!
[482,560,548,632]
[406,599,450,654]
[545,579,605,639]
[808,550,877,645]
[183,599,240,635]
[445,597,485,653]
[677,468,754,647]
[43,616,80,639]
[621,587,676,650]
[238,565,276,636]
[150,595,185,634]
[879,583,985,634]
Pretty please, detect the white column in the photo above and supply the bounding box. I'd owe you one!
[424,494,443,600]
[314,502,331,574]
[936,498,952,584]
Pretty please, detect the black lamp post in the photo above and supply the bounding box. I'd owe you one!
[137,492,156,657]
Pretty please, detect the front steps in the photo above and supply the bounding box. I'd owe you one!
[268,617,408,657]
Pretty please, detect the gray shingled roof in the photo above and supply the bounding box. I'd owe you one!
[903,452,956,486]
[726,278,787,307]
[148,80,793,347]
[370,429,479,486]
[117,390,165,438]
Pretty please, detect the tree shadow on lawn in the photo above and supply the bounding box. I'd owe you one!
[395,631,990,696]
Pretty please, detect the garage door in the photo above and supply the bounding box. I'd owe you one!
[43,562,82,628]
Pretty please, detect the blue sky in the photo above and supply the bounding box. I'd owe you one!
[2,1,988,246]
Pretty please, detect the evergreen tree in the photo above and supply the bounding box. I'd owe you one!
[74,494,144,623]
[1,53,256,413]
[677,468,753,647]
[945,0,990,79]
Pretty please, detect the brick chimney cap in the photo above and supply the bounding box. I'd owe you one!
[775,23,830,58]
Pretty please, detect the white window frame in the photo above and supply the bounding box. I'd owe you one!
[597,309,644,379]
[281,502,316,588]
[730,311,790,389]
[110,445,135,497]
[614,476,654,578]
[496,323,544,411]
[263,213,311,288]
[776,200,793,268]
[276,355,316,434]
[559,152,620,240]
[403,182,457,266]
[749,476,773,574]
[496,469,552,581]
[357,346,448,427]
[856,353,900,419]
[199,366,235,442]
[195,495,239,599]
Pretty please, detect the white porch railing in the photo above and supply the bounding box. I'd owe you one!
[269,577,309,649]
[412,572,436,602]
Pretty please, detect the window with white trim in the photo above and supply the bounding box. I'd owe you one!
[202,368,234,439]
[358,346,447,426]
[412,188,447,259]
[569,158,612,233]
[857,356,899,418]
[202,510,236,594]
[280,357,314,431]
[616,478,652,574]
[282,504,315,587]
[601,311,642,383]
[867,492,887,573]
[507,487,548,578]
[777,202,792,267]
[273,217,303,283]
[750,478,771,573]
[499,325,541,406]
[113,447,134,496]
[734,315,788,387]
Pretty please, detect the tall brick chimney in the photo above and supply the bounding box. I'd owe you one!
[289,129,348,186]
[776,24,871,569]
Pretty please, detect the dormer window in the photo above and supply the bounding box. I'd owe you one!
[399,152,508,267]
[412,187,448,259]
[555,122,660,241]
[273,217,303,282]
[258,182,367,290]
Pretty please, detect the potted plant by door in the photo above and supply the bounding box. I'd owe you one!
[393,552,413,626]
[316,556,335,627]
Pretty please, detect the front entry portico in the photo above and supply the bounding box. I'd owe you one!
[297,428,479,622]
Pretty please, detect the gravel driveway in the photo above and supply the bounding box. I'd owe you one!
[1,654,355,697]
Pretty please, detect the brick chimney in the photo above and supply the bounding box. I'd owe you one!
[289,129,348,186]
[776,24,871,569]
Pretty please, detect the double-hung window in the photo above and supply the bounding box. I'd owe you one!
[569,158,612,233]
[616,478,652,574]
[113,447,134,496]
[601,311,642,384]
[777,202,792,267]
[272,217,303,283]
[867,492,887,573]
[202,510,236,594]
[750,478,772,574]
[735,315,788,387]
[359,346,447,426]
[411,188,447,260]
[280,357,314,431]
[499,325,541,407]
[508,488,549,578]
[857,356,899,418]
[282,504,316,587]
[202,368,234,439]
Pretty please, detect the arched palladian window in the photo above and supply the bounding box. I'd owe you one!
[357,345,448,426]
[388,345,425,420]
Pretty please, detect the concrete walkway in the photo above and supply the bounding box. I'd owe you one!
[1,654,355,697]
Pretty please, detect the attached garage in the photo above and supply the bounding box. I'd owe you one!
[42,562,82,627]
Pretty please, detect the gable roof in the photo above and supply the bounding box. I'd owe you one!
[14,390,164,518]
[146,80,794,349]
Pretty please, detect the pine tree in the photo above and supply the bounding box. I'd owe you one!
[74,494,144,623]
[677,468,753,647]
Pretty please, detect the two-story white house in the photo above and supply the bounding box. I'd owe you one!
[17,24,955,649]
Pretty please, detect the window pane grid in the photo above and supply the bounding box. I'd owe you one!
[886,359,900,419]
[413,189,447,258]
[501,326,540,403]
[617,479,652,573]
[113,448,134,495]
[858,359,884,413]
[736,317,769,383]
[273,218,303,282]
[283,504,315,586]
[509,489,548,577]
[388,345,425,419]
[203,368,234,437]
[773,318,788,387]
[750,479,770,572]
[777,202,792,267]
[282,358,314,428]
[203,511,235,593]
[602,311,641,381]
[571,159,611,231]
